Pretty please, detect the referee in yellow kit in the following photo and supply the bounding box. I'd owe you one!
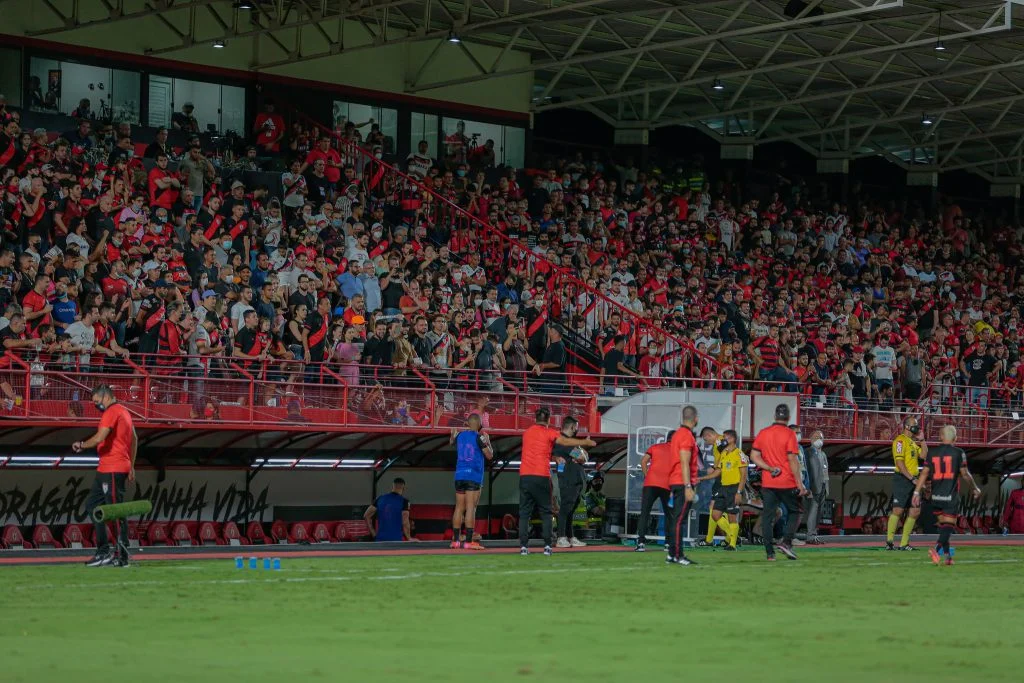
[700,429,747,550]
[886,416,926,551]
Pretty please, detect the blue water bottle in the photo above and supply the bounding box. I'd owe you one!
[248,556,257,569]
[263,558,271,570]
[235,556,243,569]
[557,459,565,474]
[272,557,281,571]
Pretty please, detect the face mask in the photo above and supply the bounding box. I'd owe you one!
[439,278,447,286]
[94,401,106,412]
[131,268,141,278]
[223,273,235,283]
[372,230,382,240]
[153,224,163,234]
[222,240,232,250]
[812,438,824,450]
[474,298,483,307]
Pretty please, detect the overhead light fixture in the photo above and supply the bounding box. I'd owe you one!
[921,113,934,125]
[934,11,946,51]
[712,78,724,91]
[234,1,256,9]
[447,30,461,43]
[213,39,226,48]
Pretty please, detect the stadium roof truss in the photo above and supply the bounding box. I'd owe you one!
[21,0,1024,177]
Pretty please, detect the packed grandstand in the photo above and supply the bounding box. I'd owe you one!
[0,93,1021,442]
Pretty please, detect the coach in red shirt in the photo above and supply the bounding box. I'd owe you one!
[517,407,595,555]
[73,384,138,567]
[749,403,808,561]
[636,431,675,551]
[666,406,700,565]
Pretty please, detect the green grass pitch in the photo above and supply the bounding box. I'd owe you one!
[3,545,1022,682]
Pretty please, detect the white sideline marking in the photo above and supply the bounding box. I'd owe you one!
[854,558,1022,567]
[12,564,646,591]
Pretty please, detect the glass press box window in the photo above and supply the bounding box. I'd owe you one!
[147,75,245,134]
[409,112,439,159]
[28,57,141,123]
[441,117,525,169]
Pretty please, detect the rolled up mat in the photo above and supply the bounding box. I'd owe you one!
[91,499,153,523]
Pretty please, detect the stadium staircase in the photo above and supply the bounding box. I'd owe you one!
[286,108,719,383]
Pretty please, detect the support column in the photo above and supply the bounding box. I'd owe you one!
[906,167,939,211]
[614,126,649,167]
[816,153,850,205]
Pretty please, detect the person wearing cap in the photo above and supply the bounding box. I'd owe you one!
[221,180,250,217]
[749,403,808,561]
[172,102,199,133]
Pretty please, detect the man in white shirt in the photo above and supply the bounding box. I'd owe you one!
[870,334,897,392]
[230,287,256,331]
[280,158,308,212]
[406,140,434,178]
[282,252,317,291]
[64,306,99,368]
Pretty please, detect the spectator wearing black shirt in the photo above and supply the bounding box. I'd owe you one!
[232,310,264,366]
[961,341,997,408]
[361,319,393,368]
[305,158,334,204]
[379,271,404,316]
[535,324,568,393]
[601,335,637,393]
[144,128,170,159]
[288,274,316,313]
[409,316,431,367]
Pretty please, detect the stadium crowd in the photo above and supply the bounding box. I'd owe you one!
[1,97,1023,417]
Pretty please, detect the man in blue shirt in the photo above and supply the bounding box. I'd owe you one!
[51,282,79,333]
[364,478,411,542]
[336,259,364,300]
[450,414,493,549]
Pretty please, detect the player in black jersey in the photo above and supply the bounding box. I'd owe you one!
[912,425,981,566]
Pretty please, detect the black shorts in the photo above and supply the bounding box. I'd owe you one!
[454,480,482,493]
[931,492,959,517]
[891,475,918,509]
[712,484,740,513]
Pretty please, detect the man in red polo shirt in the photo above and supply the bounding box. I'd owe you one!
[73,384,138,567]
[518,407,595,556]
[635,430,675,553]
[667,405,699,566]
[749,403,807,561]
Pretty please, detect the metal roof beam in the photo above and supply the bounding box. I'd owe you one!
[759,92,1024,145]
[409,0,904,92]
[534,2,1009,113]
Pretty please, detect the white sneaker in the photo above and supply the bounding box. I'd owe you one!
[555,537,572,548]
[570,537,587,548]
[792,538,807,546]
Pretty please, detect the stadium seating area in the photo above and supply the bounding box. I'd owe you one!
[1,93,1023,437]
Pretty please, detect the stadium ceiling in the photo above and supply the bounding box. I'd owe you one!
[24,0,1024,177]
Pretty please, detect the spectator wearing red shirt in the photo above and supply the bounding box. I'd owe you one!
[749,403,807,561]
[301,137,342,186]
[148,153,181,210]
[21,272,52,335]
[252,100,285,155]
